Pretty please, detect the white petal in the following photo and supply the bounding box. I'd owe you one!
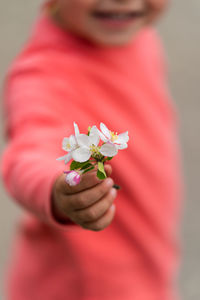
[89,133,100,146]
[90,125,98,135]
[74,122,80,137]
[72,147,91,162]
[56,154,68,161]
[64,152,73,163]
[76,134,91,148]
[100,143,118,157]
[90,126,100,145]
[116,143,128,150]
[100,123,111,139]
[62,137,70,151]
[69,134,77,149]
[97,128,108,143]
[116,131,129,144]
[56,152,72,164]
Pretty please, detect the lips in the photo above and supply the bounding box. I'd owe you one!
[91,10,145,30]
[92,10,145,20]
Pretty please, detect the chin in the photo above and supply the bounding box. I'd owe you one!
[90,33,138,47]
[88,26,144,47]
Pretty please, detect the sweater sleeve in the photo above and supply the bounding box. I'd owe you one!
[1,67,80,231]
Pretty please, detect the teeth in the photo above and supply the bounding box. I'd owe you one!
[95,12,132,19]
[94,11,144,19]
[109,14,129,19]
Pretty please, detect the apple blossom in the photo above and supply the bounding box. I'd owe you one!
[64,171,81,186]
[72,132,100,163]
[57,122,129,184]
[56,122,80,164]
[98,123,129,150]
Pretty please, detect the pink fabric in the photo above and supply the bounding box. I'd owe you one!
[1,10,182,300]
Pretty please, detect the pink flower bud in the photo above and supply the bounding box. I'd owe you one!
[64,171,81,186]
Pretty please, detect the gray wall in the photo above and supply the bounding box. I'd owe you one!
[0,1,199,299]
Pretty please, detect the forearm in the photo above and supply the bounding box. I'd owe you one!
[1,140,77,230]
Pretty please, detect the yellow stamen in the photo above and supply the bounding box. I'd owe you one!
[90,144,99,154]
[66,143,71,150]
[90,144,103,160]
[110,131,118,142]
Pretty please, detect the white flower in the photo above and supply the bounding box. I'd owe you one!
[57,122,128,164]
[71,130,100,163]
[98,123,129,151]
[71,125,119,162]
[56,122,80,164]
[64,171,81,186]
[90,125,118,157]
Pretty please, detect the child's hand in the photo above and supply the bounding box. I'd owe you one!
[52,165,117,231]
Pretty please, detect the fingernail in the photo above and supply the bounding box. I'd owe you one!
[110,204,116,212]
[110,188,117,197]
[105,178,113,187]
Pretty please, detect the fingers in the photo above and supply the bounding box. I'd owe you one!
[67,177,114,210]
[81,204,116,231]
[52,163,116,231]
[59,164,112,195]
[70,188,117,223]
[104,164,112,177]
[58,171,98,195]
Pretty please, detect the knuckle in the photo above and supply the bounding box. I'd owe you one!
[85,209,98,222]
[104,214,114,227]
[109,214,114,223]
[78,212,87,223]
[101,201,111,215]
[107,193,115,205]
[98,183,109,197]
[75,194,85,209]
[80,205,115,231]
[104,192,115,208]
[110,188,117,199]
[76,208,97,224]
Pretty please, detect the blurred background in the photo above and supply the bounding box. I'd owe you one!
[0,1,199,299]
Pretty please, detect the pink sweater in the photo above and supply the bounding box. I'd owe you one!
[1,10,182,300]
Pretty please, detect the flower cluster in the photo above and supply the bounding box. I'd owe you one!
[57,122,129,185]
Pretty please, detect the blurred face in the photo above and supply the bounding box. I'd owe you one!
[53,0,168,46]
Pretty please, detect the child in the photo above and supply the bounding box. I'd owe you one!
[1,0,182,299]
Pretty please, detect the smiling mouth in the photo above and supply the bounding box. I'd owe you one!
[92,10,146,20]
